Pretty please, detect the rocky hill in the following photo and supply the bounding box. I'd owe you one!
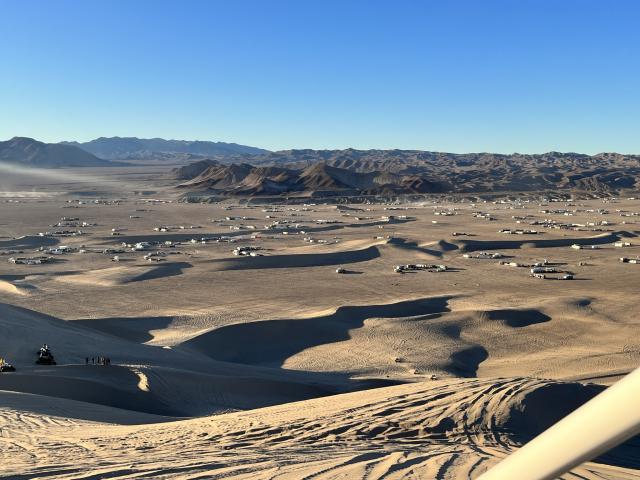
[170,159,221,180]
[208,149,640,194]
[176,161,448,197]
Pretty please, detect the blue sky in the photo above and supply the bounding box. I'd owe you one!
[1,0,639,153]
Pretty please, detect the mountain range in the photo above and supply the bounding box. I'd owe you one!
[2,136,640,195]
[173,149,640,197]
[217,149,640,194]
[0,136,268,168]
[62,137,268,160]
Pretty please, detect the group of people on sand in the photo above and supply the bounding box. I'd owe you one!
[85,356,111,366]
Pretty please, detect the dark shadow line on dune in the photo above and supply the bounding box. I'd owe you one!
[447,345,488,377]
[207,245,381,270]
[387,238,444,257]
[0,366,179,416]
[73,316,176,343]
[181,296,455,367]
[0,235,60,249]
[458,231,636,252]
[52,262,192,283]
[504,381,640,470]
[129,262,192,282]
[0,302,407,412]
[485,309,551,328]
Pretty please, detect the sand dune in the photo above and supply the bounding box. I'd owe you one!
[179,295,638,384]
[387,237,459,258]
[0,279,36,296]
[278,237,388,255]
[0,234,59,249]
[456,231,636,252]
[55,262,192,286]
[0,366,180,416]
[0,389,172,425]
[0,364,335,417]
[73,312,235,346]
[208,245,380,270]
[0,303,366,415]
[2,377,637,479]
[73,315,177,343]
[182,297,454,367]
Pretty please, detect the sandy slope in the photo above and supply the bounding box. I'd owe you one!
[207,245,381,271]
[181,295,638,382]
[0,278,36,296]
[1,377,638,479]
[55,262,192,286]
[0,303,364,416]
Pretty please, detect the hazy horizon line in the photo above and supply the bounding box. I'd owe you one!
[2,135,638,157]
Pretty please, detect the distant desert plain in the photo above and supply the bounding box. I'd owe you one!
[0,160,639,479]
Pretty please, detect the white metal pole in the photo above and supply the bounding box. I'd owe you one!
[477,367,640,480]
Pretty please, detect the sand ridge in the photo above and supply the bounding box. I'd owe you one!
[54,262,193,286]
[0,278,36,296]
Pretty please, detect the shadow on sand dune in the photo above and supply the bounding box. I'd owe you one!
[448,345,488,377]
[0,303,407,417]
[485,309,551,328]
[0,389,172,425]
[387,238,445,257]
[74,316,175,343]
[303,218,415,234]
[0,365,179,416]
[182,297,454,367]
[457,230,637,252]
[0,235,59,249]
[130,262,192,282]
[208,245,380,270]
[55,262,192,285]
[504,381,640,470]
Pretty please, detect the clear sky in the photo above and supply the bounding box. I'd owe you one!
[1,0,639,153]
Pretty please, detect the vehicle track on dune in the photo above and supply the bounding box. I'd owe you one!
[2,376,637,479]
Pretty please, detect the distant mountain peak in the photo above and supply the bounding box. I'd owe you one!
[0,137,113,168]
[62,137,269,160]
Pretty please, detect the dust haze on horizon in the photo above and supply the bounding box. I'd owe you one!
[6,132,639,158]
[4,133,640,157]
[0,163,159,199]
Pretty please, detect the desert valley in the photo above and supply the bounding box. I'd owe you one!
[0,137,638,479]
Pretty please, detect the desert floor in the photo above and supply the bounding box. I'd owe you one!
[0,167,638,479]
